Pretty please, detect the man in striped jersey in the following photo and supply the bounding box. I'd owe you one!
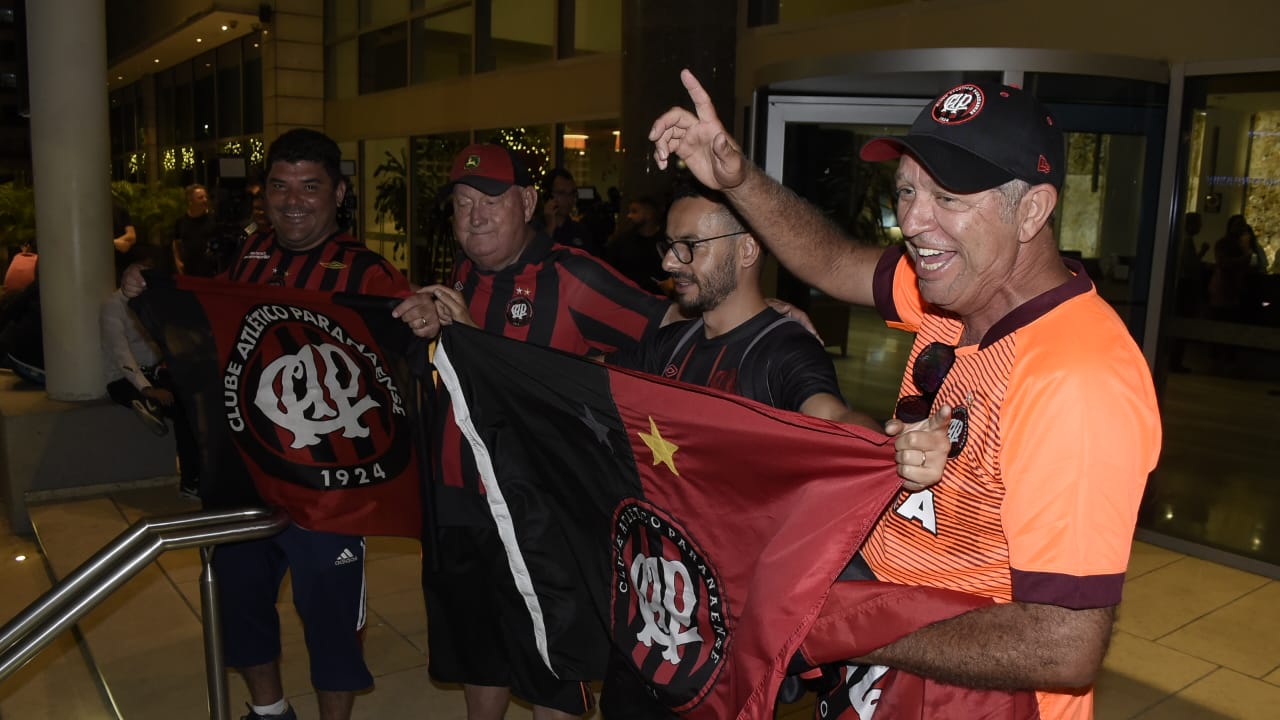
[124,128,410,720]
[650,71,1161,719]
[393,143,676,720]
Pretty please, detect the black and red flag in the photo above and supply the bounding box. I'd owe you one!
[131,275,425,539]
[437,325,1041,719]
[437,324,908,717]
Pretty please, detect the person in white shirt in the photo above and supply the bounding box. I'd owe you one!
[100,288,201,498]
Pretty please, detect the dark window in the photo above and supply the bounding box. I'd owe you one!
[359,23,408,93]
[217,43,242,137]
[193,50,216,140]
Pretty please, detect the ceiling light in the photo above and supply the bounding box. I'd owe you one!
[221,24,229,31]
[196,37,203,43]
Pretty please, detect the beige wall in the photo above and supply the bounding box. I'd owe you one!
[323,54,623,143]
[736,0,1280,100]
[262,0,326,146]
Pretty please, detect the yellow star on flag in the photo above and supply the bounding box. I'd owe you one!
[639,416,679,476]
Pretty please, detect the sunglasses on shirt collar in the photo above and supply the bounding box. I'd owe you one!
[894,342,956,423]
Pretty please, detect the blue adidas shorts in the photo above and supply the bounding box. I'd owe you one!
[214,523,371,692]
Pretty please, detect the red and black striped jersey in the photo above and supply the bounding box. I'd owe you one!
[225,230,408,296]
[436,233,670,524]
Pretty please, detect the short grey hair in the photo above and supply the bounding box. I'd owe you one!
[994,179,1030,221]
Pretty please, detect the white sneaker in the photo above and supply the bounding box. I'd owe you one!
[130,398,169,436]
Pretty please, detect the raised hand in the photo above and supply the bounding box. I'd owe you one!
[648,69,748,190]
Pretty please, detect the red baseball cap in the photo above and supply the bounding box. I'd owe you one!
[447,143,533,196]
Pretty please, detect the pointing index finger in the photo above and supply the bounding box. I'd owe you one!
[681,68,719,123]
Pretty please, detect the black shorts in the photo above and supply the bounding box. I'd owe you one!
[423,524,594,715]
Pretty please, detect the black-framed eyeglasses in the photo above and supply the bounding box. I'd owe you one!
[655,231,747,264]
[894,342,956,422]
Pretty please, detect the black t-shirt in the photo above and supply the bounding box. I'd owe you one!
[603,227,668,295]
[608,306,843,412]
[542,217,602,256]
[173,213,218,277]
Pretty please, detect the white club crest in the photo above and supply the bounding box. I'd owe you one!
[254,343,381,448]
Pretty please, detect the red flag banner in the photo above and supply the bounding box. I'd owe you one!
[436,324,906,718]
[131,275,425,538]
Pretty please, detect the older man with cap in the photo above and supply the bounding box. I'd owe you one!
[649,72,1160,718]
[396,143,678,720]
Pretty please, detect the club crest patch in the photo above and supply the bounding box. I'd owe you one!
[611,500,729,711]
[225,303,410,489]
[506,295,533,326]
[932,84,985,125]
[947,404,969,459]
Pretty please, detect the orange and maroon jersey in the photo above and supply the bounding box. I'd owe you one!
[435,233,670,525]
[225,230,407,296]
[864,247,1160,719]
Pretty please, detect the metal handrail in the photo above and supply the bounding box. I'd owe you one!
[0,506,289,720]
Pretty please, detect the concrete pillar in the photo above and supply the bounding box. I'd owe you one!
[262,0,326,147]
[619,0,737,205]
[25,0,114,401]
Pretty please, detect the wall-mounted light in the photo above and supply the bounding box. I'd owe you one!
[564,134,588,151]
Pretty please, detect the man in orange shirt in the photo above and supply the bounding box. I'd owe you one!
[650,72,1161,719]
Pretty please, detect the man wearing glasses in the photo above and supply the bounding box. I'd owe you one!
[599,178,949,718]
[650,72,1161,719]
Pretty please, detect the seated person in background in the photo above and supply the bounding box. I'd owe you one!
[0,278,45,385]
[113,201,138,284]
[100,287,201,498]
[3,241,37,294]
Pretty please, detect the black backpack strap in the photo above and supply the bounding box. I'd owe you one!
[664,318,705,369]
[738,316,795,406]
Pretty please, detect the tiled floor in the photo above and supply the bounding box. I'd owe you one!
[1,485,1277,719]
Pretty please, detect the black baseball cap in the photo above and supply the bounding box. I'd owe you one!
[861,82,1064,193]
[446,143,534,196]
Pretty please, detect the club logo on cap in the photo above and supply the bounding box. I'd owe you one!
[932,84,985,125]
[464,154,481,169]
